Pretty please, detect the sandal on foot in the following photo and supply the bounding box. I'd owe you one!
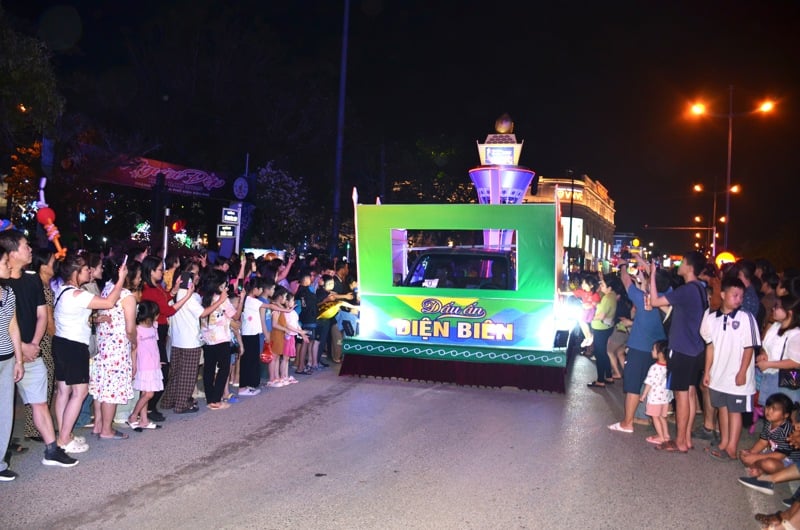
[9,442,28,454]
[645,436,666,445]
[709,448,734,462]
[754,512,783,525]
[608,422,633,433]
[138,422,163,429]
[655,440,688,453]
[587,381,606,388]
[99,430,129,440]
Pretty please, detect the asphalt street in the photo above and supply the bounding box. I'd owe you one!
[1,358,786,529]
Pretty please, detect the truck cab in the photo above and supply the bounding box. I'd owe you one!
[402,247,516,290]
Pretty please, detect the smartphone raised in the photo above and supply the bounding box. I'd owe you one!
[180,271,194,287]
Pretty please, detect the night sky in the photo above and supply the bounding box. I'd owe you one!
[4,0,800,263]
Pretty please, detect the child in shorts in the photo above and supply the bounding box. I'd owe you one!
[640,339,672,445]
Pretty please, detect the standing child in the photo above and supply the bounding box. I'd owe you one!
[270,287,308,386]
[701,276,761,460]
[128,301,163,430]
[640,339,672,445]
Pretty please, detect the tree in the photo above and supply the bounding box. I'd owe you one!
[249,161,311,248]
[386,134,476,205]
[0,6,64,170]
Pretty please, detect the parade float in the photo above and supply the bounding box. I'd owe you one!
[341,116,575,392]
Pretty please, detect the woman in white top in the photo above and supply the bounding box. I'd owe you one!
[53,253,126,454]
[199,270,242,409]
[756,295,800,405]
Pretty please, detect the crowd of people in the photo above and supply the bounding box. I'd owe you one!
[576,251,800,529]
[0,233,359,480]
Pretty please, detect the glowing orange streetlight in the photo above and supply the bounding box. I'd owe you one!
[759,100,775,113]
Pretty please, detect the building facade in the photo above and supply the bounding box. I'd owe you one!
[522,173,615,271]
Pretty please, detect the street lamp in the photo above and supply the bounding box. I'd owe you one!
[689,86,775,250]
[692,183,740,257]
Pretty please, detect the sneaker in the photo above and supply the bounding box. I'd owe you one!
[238,387,261,396]
[738,476,774,495]
[0,469,18,481]
[59,439,89,454]
[42,447,79,468]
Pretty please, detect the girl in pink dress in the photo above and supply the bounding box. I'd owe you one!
[128,301,163,430]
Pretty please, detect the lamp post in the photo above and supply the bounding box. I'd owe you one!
[692,183,740,258]
[690,86,774,250]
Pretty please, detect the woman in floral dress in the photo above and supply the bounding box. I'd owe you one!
[89,258,141,440]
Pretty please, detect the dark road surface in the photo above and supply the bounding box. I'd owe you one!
[2,358,785,529]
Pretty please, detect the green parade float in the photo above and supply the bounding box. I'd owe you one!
[340,116,576,392]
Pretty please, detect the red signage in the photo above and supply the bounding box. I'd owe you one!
[102,157,227,198]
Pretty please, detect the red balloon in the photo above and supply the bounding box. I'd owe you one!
[36,207,56,224]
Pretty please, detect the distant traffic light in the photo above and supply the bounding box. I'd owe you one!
[170,219,186,232]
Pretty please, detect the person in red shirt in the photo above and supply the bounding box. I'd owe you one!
[139,256,194,422]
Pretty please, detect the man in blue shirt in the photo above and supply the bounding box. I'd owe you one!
[649,251,708,453]
[608,255,670,434]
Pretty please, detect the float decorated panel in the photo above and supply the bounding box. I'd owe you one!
[344,203,565,368]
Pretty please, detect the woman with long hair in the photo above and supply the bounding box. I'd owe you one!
[89,258,141,440]
[139,255,193,421]
[52,253,126,453]
[756,295,800,406]
[198,270,242,410]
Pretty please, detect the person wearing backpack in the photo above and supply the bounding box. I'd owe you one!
[648,251,709,453]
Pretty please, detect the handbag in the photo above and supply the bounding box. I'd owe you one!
[777,338,799,390]
[259,341,274,364]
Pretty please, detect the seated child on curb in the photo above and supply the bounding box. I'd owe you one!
[740,393,799,476]
[640,339,672,445]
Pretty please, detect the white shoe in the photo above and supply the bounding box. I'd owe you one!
[238,387,261,396]
[60,438,89,454]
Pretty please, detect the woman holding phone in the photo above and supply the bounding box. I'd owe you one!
[53,253,127,453]
[140,256,194,421]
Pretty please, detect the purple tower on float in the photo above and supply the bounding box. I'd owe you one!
[468,114,538,248]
